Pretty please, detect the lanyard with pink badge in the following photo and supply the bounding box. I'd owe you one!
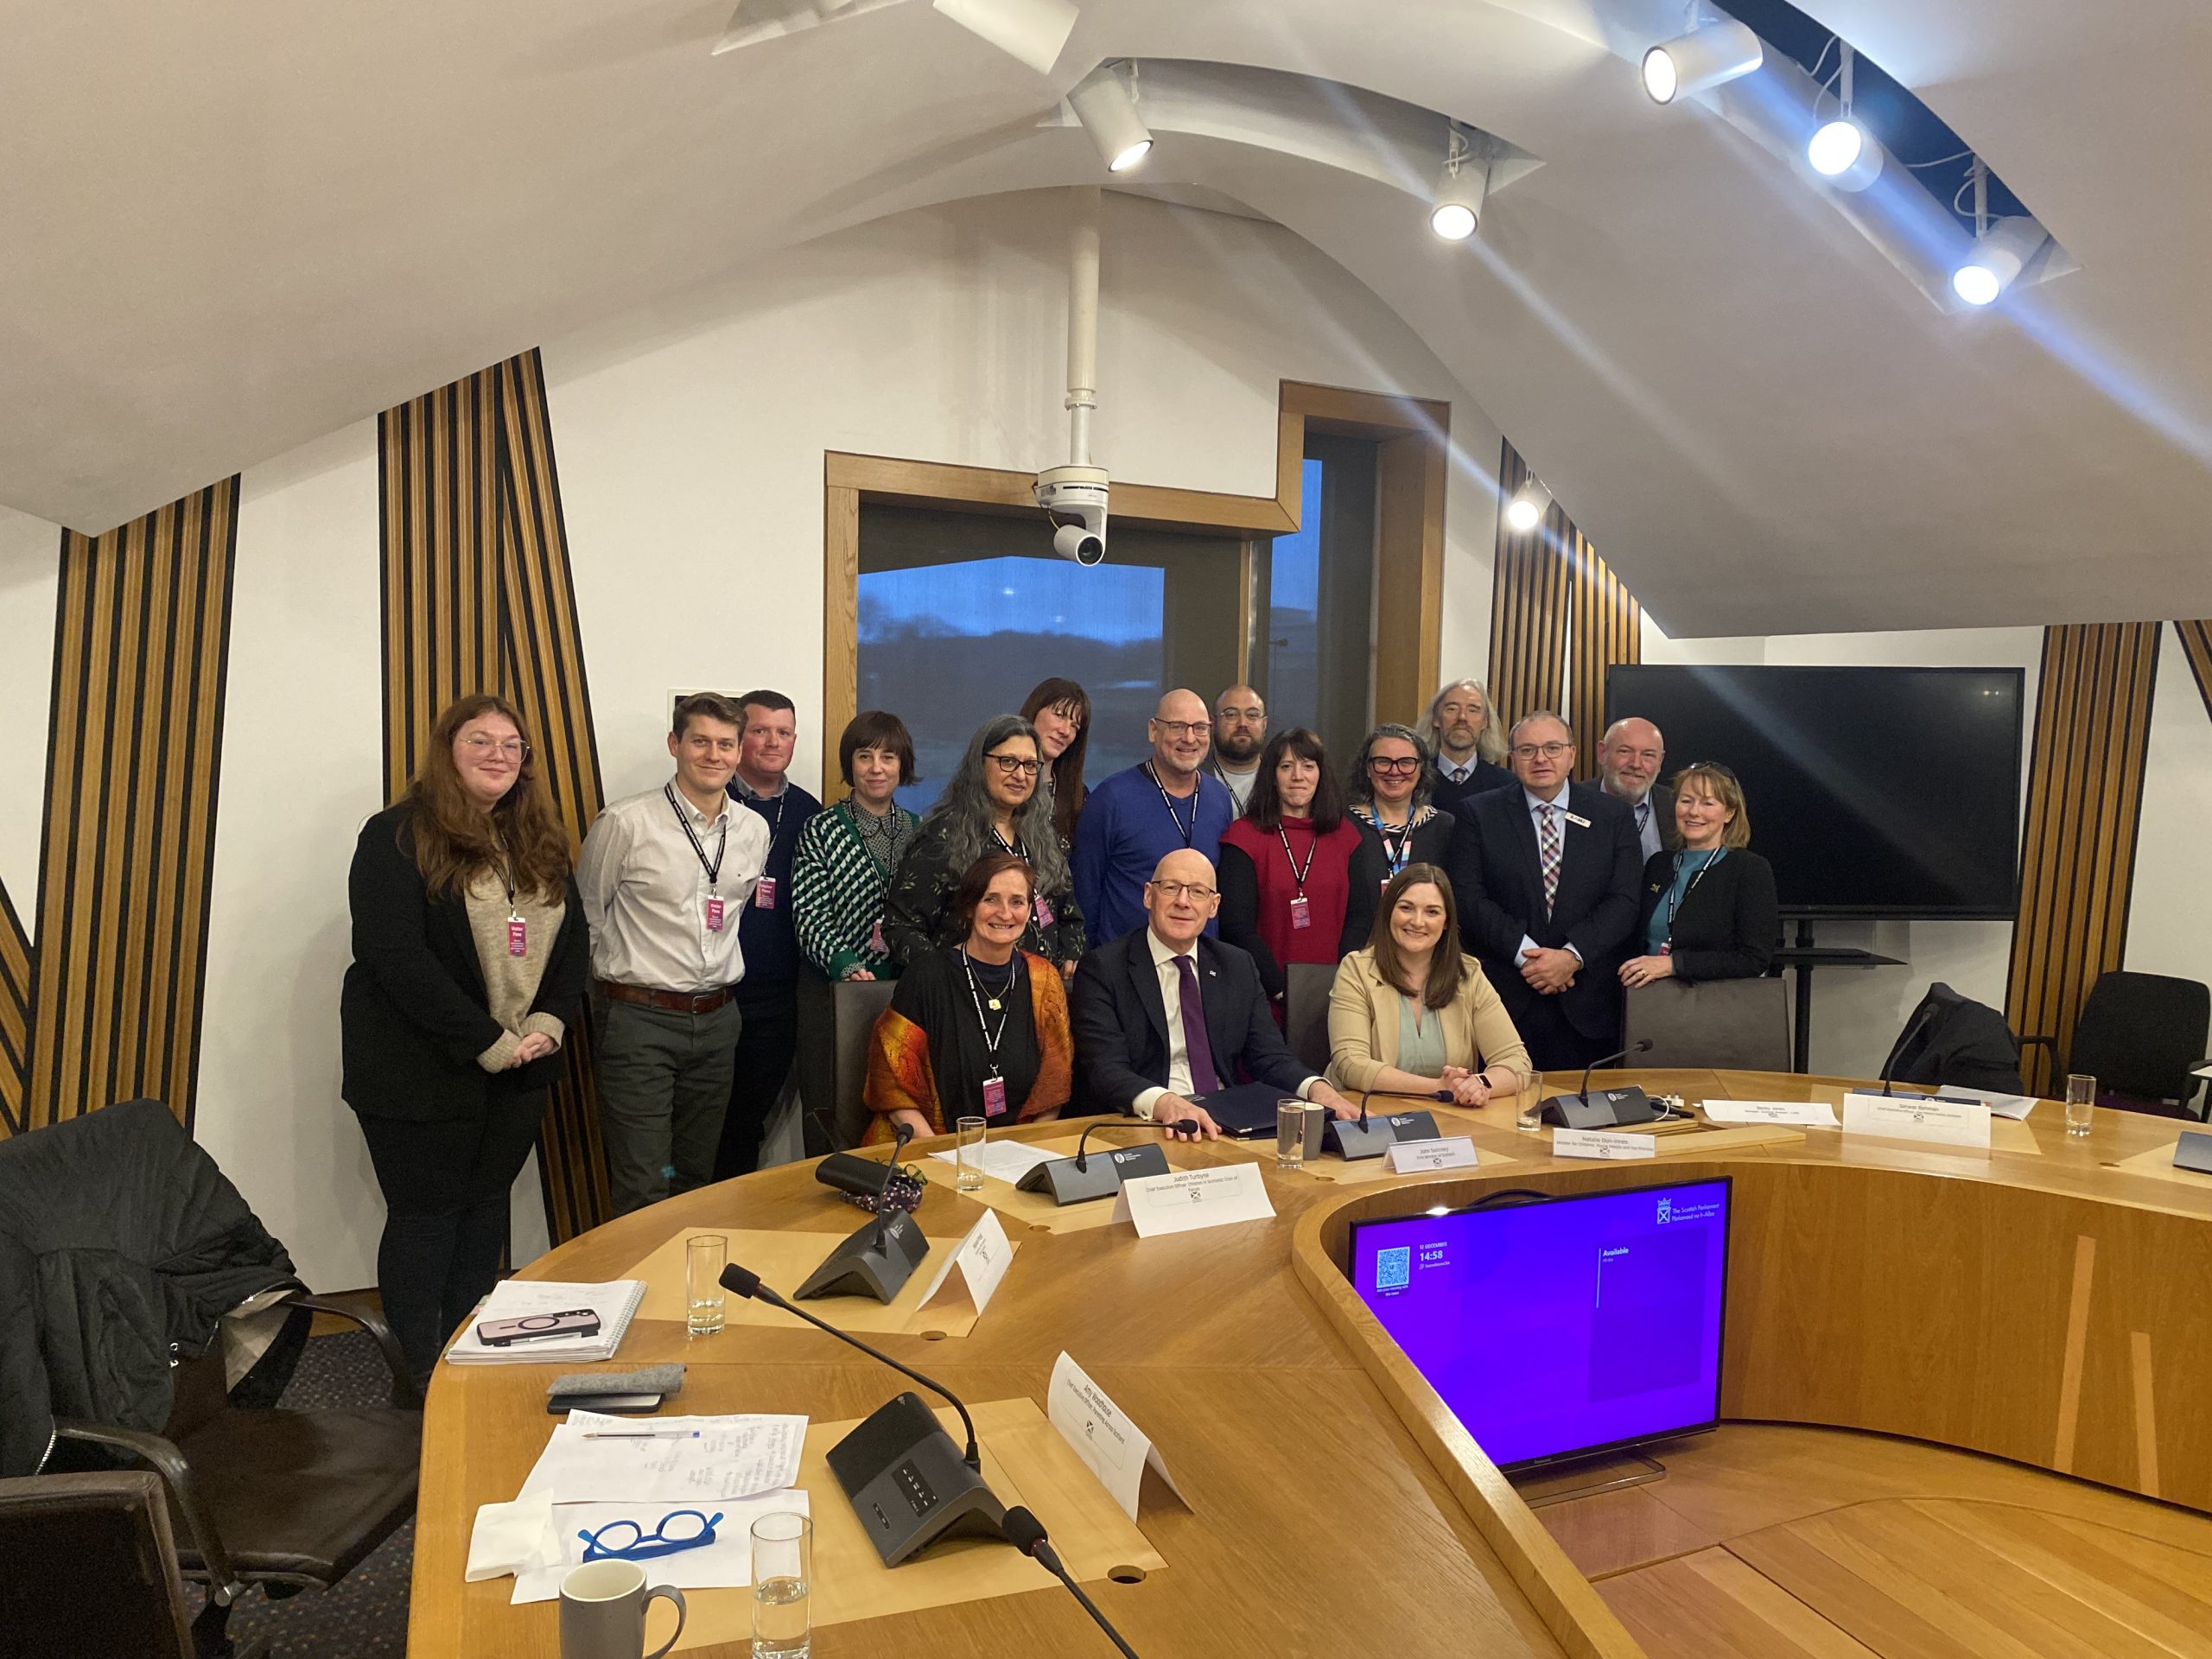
[665,785,732,932]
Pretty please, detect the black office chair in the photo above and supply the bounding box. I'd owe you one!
[1624,977,1791,1071]
[1879,982,2029,1096]
[2024,970,2209,1117]
[1285,962,1337,1075]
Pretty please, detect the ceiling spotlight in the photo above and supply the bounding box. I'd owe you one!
[1067,64,1153,173]
[1504,480,1551,532]
[1806,45,1882,192]
[931,0,1079,78]
[1430,126,1490,241]
[1643,20,1763,105]
[1952,216,2047,307]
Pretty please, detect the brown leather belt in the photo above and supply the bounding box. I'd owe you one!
[599,981,734,1015]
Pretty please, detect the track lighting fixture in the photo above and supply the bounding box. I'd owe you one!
[1806,43,1881,192]
[1067,63,1153,173]
[1504,480,1551,532]
[1642,19,1762,105]
[1429,125,1489,240]
[1950,158,2047,306]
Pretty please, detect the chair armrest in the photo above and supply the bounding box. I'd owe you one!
[282,1290,423,1409]
[50,1419,244,1603]
[2018,1034,2060,1055]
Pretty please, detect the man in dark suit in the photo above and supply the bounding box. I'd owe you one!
[1446,712,1642,1071]
[1595,716,1674,864]
[1071,849,1357,1138]
[1424,677,1515,823]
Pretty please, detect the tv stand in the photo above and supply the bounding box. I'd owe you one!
[1770,919,1902,1073]
[1511,1449,1668,1509]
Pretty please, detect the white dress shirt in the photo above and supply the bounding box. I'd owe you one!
[1517,786,1585,965]
[1131,926,1319,1118]
[576,779,771,992]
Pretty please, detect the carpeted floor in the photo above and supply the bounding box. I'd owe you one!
[181,1331,414,1657]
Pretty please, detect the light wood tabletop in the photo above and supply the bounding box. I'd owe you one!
[408,1070,2212,1657]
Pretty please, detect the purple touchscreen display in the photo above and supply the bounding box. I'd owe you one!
[1350,1179,1730,1470]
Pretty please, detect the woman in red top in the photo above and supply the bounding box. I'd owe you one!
[1217,727,1365,1013]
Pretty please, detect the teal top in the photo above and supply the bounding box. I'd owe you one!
[1394,994,1448,1077]
[1645,848,1724,954]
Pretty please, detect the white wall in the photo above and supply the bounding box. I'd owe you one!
[2124,628,2212,988]
[0,505,59,911]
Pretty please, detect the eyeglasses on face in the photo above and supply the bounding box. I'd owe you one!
[459,735,529,759]
[1217,707,1264,721]
[1153,720,1210,738]
[577,1509,723,1563]
[1368,756,1423,775]
[1148,880,1217,901]
[986,753,1042,778]
[1510,741,1573,760]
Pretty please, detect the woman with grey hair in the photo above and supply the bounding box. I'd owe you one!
[1344,722,1459,947]
[880,714,1086,976]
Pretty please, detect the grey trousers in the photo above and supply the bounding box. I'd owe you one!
[594,995,743,1217]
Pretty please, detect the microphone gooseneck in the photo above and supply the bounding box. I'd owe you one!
[1880,1004,1937,1096]
[721,1263,982,1470]
[1001,1505,1142,1659]
[1575,1038,1654,1106]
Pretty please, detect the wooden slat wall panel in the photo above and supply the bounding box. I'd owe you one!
[379,349,611,1242]
[2177,620,2212,717]
[26,480,241,1132]
[2004,623,2162,1095]
[1567,537,1643,762]
[1487,440,1573,730]
[0,879,30,1135]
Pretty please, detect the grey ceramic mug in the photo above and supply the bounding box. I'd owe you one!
[559,1560,687,1659]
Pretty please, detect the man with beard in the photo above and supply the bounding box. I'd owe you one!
[1424,677,1514,822]
[1073,689,1237,944]
[1206,684,1268,811]
[1594,716,1673,863]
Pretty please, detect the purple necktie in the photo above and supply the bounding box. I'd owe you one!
[1173,954,1222,1095]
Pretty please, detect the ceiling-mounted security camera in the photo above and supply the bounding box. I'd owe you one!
[1035,463,1108,565]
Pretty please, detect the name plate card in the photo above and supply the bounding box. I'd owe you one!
[1702,1099,1840,1128]
[1552,1128,1657,1161]
[1386,1135,1480,1173]
[1111,1162,1275,1238]
[1841,1090,1992,1149]
[914,1207,1014,1315]
[1046,1352,1188,1522]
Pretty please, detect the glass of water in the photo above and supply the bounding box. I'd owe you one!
[2065,1073,2096,1139]
[955,1116,987,1192]
[751,1510,811,1658]
[1275,1099,1308,1170]
[686,1234,727,1336]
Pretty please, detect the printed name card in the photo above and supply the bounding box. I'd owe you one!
[1702,1099,1840,1128]
[1111,1162,1275,1238]
[1046,1351,1188,1522]
[1386,1135,1480,1173]
[1841,1090,1992,1149]
[915,1207,1014,1315]
[1551,1128,1657,1161]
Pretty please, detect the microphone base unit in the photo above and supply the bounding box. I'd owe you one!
[794,1207,930,1303]
[1539,1087,1657,1130]
[1015,1141,1169,1205]
[824,1391,1004,1567]
[1324,1109,1442,1161]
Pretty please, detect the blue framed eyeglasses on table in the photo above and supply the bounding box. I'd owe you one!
[577,1509,725,1562]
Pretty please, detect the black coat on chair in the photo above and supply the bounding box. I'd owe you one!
[1069,931,1312,1114]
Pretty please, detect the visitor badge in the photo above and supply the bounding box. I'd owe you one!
[1033,893,1055,930]
[1288,895,1311,931]
[981,1076,1008,1119]
[705,896,725,932]
[753,875,778,910]
[505,917,527,957]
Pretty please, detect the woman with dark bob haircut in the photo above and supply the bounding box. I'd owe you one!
[1217,727,1366,1007]
[792,709,921,982]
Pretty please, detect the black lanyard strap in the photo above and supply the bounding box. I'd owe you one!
[1146,764,1198,847]
[1665,849,1726,934]
[960,950,1017,1061]
[664,785,731,890]
[1277,825,1319,894]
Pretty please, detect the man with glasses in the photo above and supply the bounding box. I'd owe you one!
[1206,684,1268,811]
[1071,849,1355,1136]
[578,692,771,1214]
[1072,688,1236,944]
[1593,716,1674,863]
[1445,712,1641,1071]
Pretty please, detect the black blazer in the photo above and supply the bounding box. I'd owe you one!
[1635,849,1779,982]
[1070,931,1313,1115]
[1427,758,1515,823]
[340,804,589,1122]
[1444,783,1641,1041]
[1343,808,1458,949]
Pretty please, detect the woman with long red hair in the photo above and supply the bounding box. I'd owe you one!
[340,693,589,1389]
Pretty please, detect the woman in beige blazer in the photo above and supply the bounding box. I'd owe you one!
[1327,862,1534,1107]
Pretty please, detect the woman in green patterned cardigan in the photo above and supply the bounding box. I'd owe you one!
[792,710,921,981]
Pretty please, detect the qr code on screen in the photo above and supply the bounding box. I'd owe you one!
[1376,1246,1411,1290]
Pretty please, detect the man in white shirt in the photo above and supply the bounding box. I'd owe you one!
[577,692,771,1215]
[1594,716,1673,863]
[1069,848,1355,1137]
[1207,685,1268,811]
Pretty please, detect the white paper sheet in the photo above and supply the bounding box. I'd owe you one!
[1841,1090,1992,1149]
[1385,1135,1480,1172]
[1551,1128,1657,1161]
[928,1140,1061,1183]
[914,1206,1014,1315]
[1701,1099,1840,1128]
[1046,1352,1186,1522]
[1110,1162,1275,1237]
[512,1491,811,1604]
[520,1410,808,1505]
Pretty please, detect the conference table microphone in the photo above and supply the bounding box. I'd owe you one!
[1015,1119,1179,1205]
[1324,1090,1442,1161]
[1001,1505,1142,1659]
[719,1262,1003,1566]
[1538,1039,1658,1128]
[798,1124,926,1302]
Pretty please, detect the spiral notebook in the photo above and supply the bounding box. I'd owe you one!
[445,1279,648,1365]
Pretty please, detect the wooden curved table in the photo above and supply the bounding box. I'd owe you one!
[409,1071,2212,1657]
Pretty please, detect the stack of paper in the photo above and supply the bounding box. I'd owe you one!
[446,1279,648,1364]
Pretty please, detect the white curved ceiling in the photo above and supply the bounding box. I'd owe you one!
[1,0,2206,635]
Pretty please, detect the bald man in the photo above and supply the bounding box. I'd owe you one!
[1595,717,1674,863]
[1071,849,1354,1135]
[1207,684,1268,810]
[1072,688,1237,944]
